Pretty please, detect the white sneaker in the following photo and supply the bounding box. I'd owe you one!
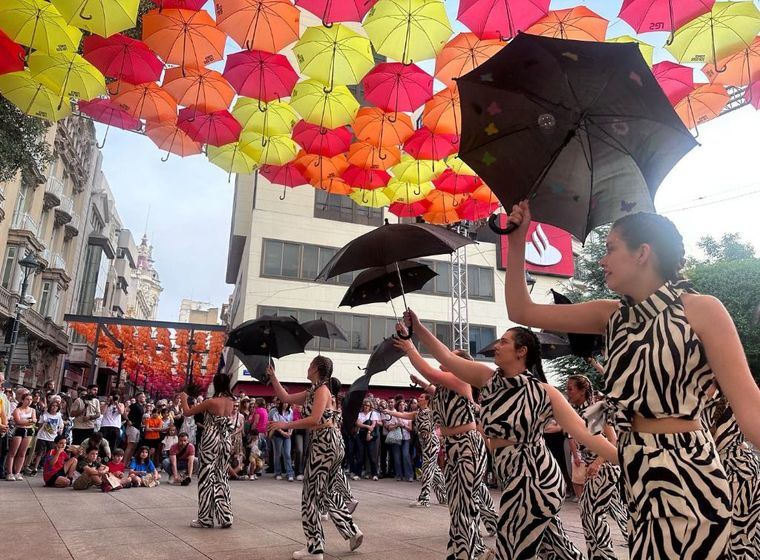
[372,475,378,481]
[288,476,294,482]
[409,500,429,508]
[350,528,364,551]
[296,474,304,481]
[239,475,249,480]
[292,547,323,560]
[14,474,23,481]
[5,474,15,481]
[275,475,282,480]
[350,474,359,480]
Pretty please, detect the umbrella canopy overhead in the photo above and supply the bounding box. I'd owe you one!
[82,34,164,86]
[292,120,352,157]
[177,107,242,147]
[223,49,299,101]
[0,30,25,76]
[361,62,433,113]
[339,260,437,307]
[353,107,415,147]
[295,0,377,25]
[207,141,259,175]
[301,319,348,342]
[0,69,72,121]
[652,60,695,105]
[618,0,715,34]
[226,315,313,358]
[290,79,359,128]
[435,33,505,87]
[142,8,226,69]
[28,51,106,104]
[146,122,203,157]
[457,0,549,41]
[365,336,408,377]
[163,67,235,113]
[232,351,270,383]
[215,0,300,52]
[526,6,609,41]
[112,80,177,123]
[0,0,82,53]
[51,0,140,37]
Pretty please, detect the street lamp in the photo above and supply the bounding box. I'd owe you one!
[525,270,537,293]
[5,252,39,387]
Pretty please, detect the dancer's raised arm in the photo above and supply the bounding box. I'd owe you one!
[267,365,308,406]
[393,334,472,397]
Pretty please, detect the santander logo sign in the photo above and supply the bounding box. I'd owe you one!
[497,216,574,278]
[525,224,562,267]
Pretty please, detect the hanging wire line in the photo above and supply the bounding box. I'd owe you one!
[659,183,760,214]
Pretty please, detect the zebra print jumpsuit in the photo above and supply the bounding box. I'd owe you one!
[302,382,359,554]
[572,399,628,560]
[416,406,447,506]
[480,371,583,560]
[701,393,760,559]
[197,411,235,527]
[601,280,732,559]
[431,385,498,560]
[321,410,354,512]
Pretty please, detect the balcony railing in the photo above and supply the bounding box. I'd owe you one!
[65,209,80,235]
[11,212,40,236]
[54,196,73,225]
[53,253,65,271]
[44,176,63,208]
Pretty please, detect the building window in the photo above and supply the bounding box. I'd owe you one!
[314,190,384,226]
[1,246,18,290]
[469,325,497,357]
[467,265,495,299]
[39,281,52,317]
[261,239,357,285]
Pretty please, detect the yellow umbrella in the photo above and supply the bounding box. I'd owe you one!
[390,155,444,183]
[50,0,139,37]
[666,2,760,68]
[363,0,452,64]
[28,51,105,109]
[290,79,359,128]
[384,178,434,203]
[0,0,82,53]
[207,142,259,177]
[444,155,477,176]
[607,35,654,67]
[240,132,299,166]
[293,24,375,89]
[0,70,72,121]
[231,98,299,136]
[350,188,392,208]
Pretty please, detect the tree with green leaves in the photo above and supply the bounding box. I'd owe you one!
[0,98,53,183]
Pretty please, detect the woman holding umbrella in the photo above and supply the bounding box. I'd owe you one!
[502,201,760,559]
[267,357,363,560]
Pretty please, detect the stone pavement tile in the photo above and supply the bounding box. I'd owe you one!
[39,507,157,531]
[110,486,198,509]
[67,539,210,560]
[328,545,441,560]
[207,545,310,560]
[58,525,172,549]
[3,524,72,559]
[161,520,296,553]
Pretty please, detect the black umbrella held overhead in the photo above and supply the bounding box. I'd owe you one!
[226,315,313,359]
[301,318,347,354]
[339,260,437,312]
[364,336,408,377]
[477,331,571,360]
[343,374,370,437]
[550,290,604,358]
[232,351,271,383]
[457,33,697,241]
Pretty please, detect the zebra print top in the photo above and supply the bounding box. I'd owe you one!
[603,280,713,431]
[415,407,436,438]
[302,381,334,424]
[430,385,476,428]
[571,400,597,464]
[479,371,551,442]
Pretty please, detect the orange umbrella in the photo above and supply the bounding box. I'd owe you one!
[525,6,608,41]
[423,190,465,225]
[162,67,235,113]
[311,176,352,195]
[434,33,505,88]
[674,84,729,132]
[215,0,300,52]
[142,8,225,69]
[145,122,203,160]
[347,141,400,170]
[703,36,760,87]
[422,86,461,135]
[296,151,349,183]
[352,107,414,147]
[112,81,177,123]
[470,183,498,203]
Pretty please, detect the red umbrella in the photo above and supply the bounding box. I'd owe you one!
[747,81,760,110]
[295,0,377,25]
[78,98,141,147]
[362,62,433,113]
[0,30,25,76]
[342,165,391,190]
[177,108,242,146]
[82,34,164,93]
[389,200,431,218]
[457,196,500,220]
[433,168,482,194]
[261,162,309,199]
[292,120,352,157]
[457,0,549,40]
[403,127,459,160]
[652,61,695,105]
[223,50,298,102]
[618,0,714,34]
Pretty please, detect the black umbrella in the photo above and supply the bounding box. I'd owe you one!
[457,33,697,240]
[301,318,347,353]
[364,336,408,377]
[339,260,437,308]
[342,374,370,437]
[550,290,603,358]
[233,351,270,383]
[477,331,571,359]
[226,315,313,359]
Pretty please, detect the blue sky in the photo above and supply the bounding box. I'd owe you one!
[96,0,760,321]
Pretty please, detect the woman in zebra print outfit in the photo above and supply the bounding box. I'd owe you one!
[503,201,760,559]
[405,310,617,560]
[321,385,358,518]
[267,357,363,560]
[566,374,628,560]
[179,374,236,529]
[701,385,760,559]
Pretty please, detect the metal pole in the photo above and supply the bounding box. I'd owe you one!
[185,329,195,385]
[115,351,124,390]
[89,324,101,386]
[7,269,31,387]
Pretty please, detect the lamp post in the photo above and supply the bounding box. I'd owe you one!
[5,252,39,387]
[525,270,537,294]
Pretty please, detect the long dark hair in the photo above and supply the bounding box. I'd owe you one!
[212,374,234,398]
[508,327,547,383]
[328,376,341,397]
[311,355,333,382]
[612,213,685,282]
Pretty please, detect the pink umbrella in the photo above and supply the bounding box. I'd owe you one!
[652,61,695,105]
[78,98,141,147]
[223,50,299,103]
[403,127,459,160]
[82,34,164,93]
[342,165,391,190]
[295,0,377,26]
[618,0,714,35]
[292,120,352,157]
[177,108,242,147]
[362,62,433,113]
[457,0,550,40]
[261,162,309,199]
[150,0,207,8]
[433,169,482,194]
[389,200,431,218]
[747,81,760,110]
[457,197,500,221]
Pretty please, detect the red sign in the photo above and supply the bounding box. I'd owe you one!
[497,216,574,278]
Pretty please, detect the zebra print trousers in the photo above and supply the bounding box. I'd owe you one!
[443,431,498,560]
[723,448,760,559]
[303,428,358,554]
[197,421,233,527]
[321,464,355,515]
[578,463,628,560]
[418,433,447,506]
[619,431,732,560]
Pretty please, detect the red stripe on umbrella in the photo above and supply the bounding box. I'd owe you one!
[223,49,299,102]
[177,107,242,146]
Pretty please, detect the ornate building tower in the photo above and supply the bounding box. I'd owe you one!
[127,234,162,320]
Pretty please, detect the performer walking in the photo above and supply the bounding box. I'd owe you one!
[267,357,363,560]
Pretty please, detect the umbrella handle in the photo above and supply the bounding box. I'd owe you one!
[279,184,287,200]
[488,213,517,235]
[161,151,171,162]
[96,124,110,149]
[321,20,334,29]
[79,3,93,20]
[397,324,413,340]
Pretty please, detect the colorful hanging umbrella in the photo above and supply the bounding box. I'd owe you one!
[142,8,226,69]
[207,141,259,174]
[28,51,106,107]
[421,84,460,135]
[50,0,139,37]
[652,61,695,105]
[469,182,497,202]
[146,122,203,159]
[363,0,452,64]
[215,0,300,52]
[457,0,549,40]
[261,162,309,187]
[525,6,608,41]
[342,165,391,190]
[404,126,459,160]
[232,98,299,135]
[618,0,715,34]
[152,0,207,8]
[293,24,375,89]
[296,151,349,182]
[240,131,299,165]
[423,190,465,224]
[82,34,164,89]
[391,155,443,182]
[607,35,654,66]
[445,154,478,176]
[162,67,235,113]
[674,84,729,131]
[350,187,392,208]
[348,142,401,170]
[290,79,359,128]
[388,200,430,217]
[746,80,760,109]
[78,97,140,147]
[112,80,177,123]
[457,195,499,220]
[292,120,352,157]
[177,107,242,146]
[361,62,433,114]
[0,0,82,53]
[666,2,760,68]
[222,49,298,101]
[0,69,71,121]
[434,33,504,87]
[295,0,377,25]
[353,107,414,147]
[0,30,25,76]
[432,168,482,194]
[384,178,434,203]
[703,36,760,86]
[311,176,353,195]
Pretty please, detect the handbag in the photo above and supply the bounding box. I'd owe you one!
[101,472,123,492]
[142,473,159,488]
[385,427,403,445]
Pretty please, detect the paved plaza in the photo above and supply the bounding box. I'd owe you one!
[3,476,627,559]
